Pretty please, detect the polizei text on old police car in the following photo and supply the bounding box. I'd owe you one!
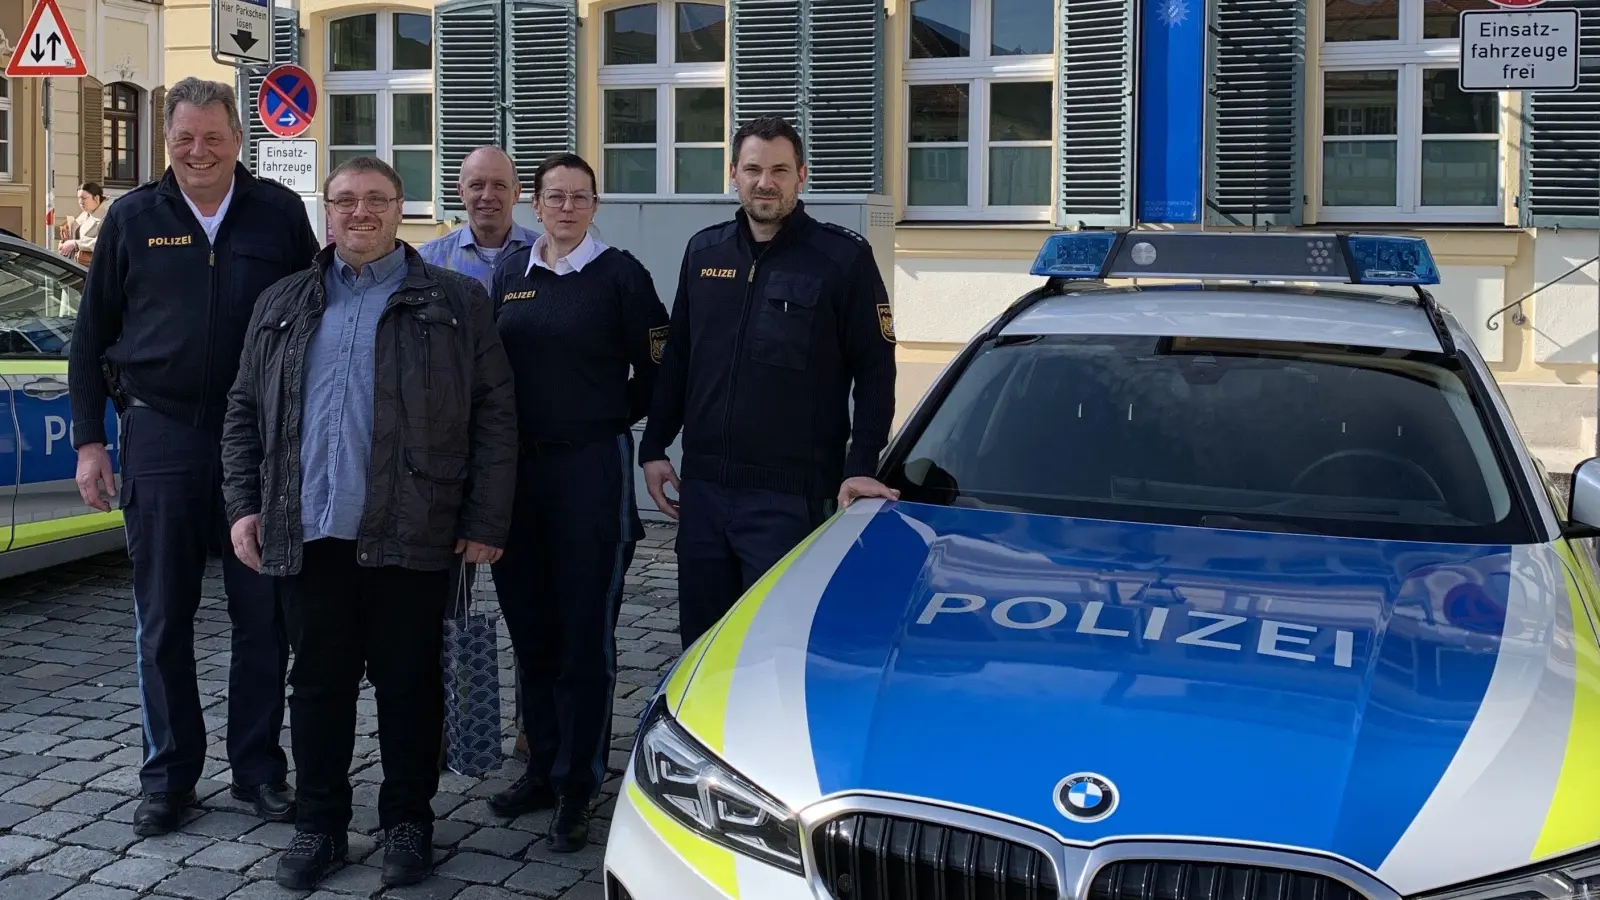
[916,592,1358,668]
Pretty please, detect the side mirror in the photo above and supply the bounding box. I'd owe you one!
[1568,458,1600,539]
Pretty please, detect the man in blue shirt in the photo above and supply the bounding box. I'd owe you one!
[418,146,540,290]
[221,155,517,891]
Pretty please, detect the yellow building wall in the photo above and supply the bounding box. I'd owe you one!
[154,0,1590,431]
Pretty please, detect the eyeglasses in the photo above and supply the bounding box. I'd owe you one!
[539,190,596,210]
[326,195,400,214]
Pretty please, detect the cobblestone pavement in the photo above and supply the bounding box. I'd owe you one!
[0,523,684,899]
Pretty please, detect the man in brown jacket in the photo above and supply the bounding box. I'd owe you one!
[219,155,517,891]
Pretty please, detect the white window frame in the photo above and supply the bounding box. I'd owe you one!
[0,78,11,183]
[598,0,729,198]
[902,0,1054,223]
[1318,0,1504,225]
[324,9,435,218]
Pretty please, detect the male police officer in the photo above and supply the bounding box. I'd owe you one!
[640,117,899,648]
[67,77,321,835]
[418,146,540,290]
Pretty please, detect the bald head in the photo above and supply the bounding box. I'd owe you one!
[457,146,522,248]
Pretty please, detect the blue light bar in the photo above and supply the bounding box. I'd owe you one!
[1028,231,1440,287]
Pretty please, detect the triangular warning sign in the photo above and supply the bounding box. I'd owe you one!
[6,0,87,77]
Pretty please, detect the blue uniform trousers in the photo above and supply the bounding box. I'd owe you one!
[119,404,290,795]
[490,433,640,802]
[674,479,831,649]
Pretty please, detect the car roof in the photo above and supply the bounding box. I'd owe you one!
[999,284,1446,354]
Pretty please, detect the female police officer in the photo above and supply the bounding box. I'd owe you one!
[483,152,669,851]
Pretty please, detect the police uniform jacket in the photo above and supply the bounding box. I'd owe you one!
[67,163,321,448]
[639,200,897,499]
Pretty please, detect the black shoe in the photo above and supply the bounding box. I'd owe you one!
[132,790,197,836]
[274,831,347,890]
[486,773,556,818]
[547,794,590,853]
[382,821,434,887]
[231,781,296,822]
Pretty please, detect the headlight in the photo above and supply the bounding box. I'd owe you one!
[632,702,804,874]
[1417,854,1600,900]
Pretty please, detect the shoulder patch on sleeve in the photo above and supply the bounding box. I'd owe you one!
[877,302,896,343]
[649,324,669,363]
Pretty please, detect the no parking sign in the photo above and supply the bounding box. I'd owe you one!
[257,63,317,139]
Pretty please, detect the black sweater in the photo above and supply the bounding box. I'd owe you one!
[67,164,320,446]
[489,244,669,445]
[639,202,897,498]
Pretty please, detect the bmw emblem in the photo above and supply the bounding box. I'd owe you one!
[1054,773,1118,823]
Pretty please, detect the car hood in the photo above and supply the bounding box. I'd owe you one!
[667,499,1597,895]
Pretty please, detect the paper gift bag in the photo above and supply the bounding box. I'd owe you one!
[441,560,504,777]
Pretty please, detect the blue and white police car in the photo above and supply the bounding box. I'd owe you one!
[0,230,123,579]
[603,230,1600,900]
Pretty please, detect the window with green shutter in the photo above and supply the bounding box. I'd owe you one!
[433,0,577,217]
[729,0,883,194]
[1204,0,1305,227]
[1058,0,1135,228]
[1521,0,1600,229]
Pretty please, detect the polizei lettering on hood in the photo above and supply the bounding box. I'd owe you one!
[916,592,1357,668]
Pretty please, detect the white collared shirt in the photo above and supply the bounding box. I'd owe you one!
[526,232,608,276]
[182,178,236,246]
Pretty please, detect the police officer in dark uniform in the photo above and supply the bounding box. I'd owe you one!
[640,117,899,649]
[67,77,320,836]
[481,152,669,851]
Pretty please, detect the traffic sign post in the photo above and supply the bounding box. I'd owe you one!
[256,64,317,139]
[1459,7,1578,92]
[256,139,317,194]
[1458,2,1600,462]
[6,0,87,248]
[212,0,273,68]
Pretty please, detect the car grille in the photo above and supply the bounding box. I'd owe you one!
[814,812,1060,899]
[1089,861,1365,900]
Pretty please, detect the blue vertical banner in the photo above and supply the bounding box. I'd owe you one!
[1136,0,1206,224]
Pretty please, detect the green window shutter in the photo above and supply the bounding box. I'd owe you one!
[730,0,802,126]
[730,0,882,193]
[1521,0,1600,228]
[434,0,506,217]
[243,10,301,165]
[505,0,578,189]
[802,0,883,192]
[1058,0,1135,228]
[1203,0,1305,227]
[435,0,502,216]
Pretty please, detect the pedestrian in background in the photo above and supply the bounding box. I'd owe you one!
[418,146,540,290]
[66,77,319,837]
[58,182,106,265]
[640,117,899,649]
[483,152,668,852]
[220,155,518,891]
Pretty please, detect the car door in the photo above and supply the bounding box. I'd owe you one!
[0,241,122,552]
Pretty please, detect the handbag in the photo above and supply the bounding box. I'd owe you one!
[440,559,505,777]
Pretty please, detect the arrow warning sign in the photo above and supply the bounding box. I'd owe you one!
[212,0,273,67]
[5,0,87,77]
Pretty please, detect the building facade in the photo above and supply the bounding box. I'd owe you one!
[0,0,165,245]
[160,0,1598,469]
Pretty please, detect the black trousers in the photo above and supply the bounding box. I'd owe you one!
[674,479,830,649]
[491,434,639,802]
[120,404,289,795]
[278,538,451,835]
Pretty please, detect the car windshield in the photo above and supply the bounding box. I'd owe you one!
[0,248,81,356]
[885,333,1535,544]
